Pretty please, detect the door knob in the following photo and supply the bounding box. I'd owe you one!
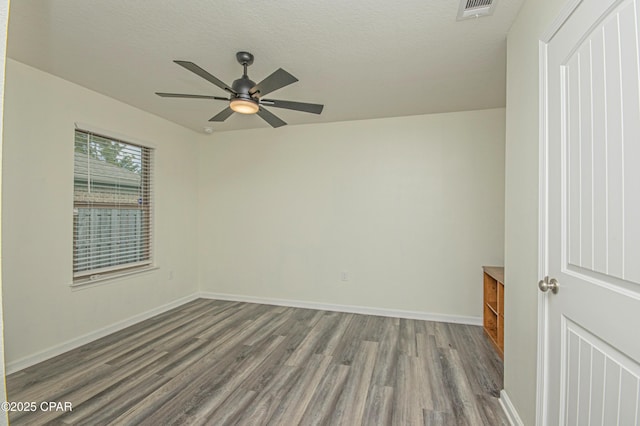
[538,276,559,294]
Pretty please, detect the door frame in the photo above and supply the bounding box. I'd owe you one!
[536,1,592,424]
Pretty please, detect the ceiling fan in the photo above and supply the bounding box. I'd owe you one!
[156,51,324,128]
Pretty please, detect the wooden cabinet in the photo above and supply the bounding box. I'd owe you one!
[483,266,504,358]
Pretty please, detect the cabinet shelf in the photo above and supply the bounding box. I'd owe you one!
[486,301,498,315]
[483,266,504,359]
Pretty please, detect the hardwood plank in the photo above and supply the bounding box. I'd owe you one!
[83,300,219,361]
[285,314,336,366]
[391,354,423,425]
[196,302,267,340]
[362,385,394,425]
[476,393,510,426]
[447,323,503,396]
[330,340,378,425]
[399,318,417,356]
[11,348,168,424]
[330,314,369,366]
[464,324,504,388]
[267,354,333,425]
[234,364,300,425]
[205,387,258,426]
[54,372,170,425]
[433,321,455,349]
[108,347,229,424]
[143,350,243,423]
[416,333,452,413]
[370,317,399,387]
[423,409,456,426]
[307,309,325,327]
[438,347,486,425]
[298,363,350,425]
[176,336,288,424]
[314,312,353,356]
[207,310,280,357]
[239,332,306,394]
[149,302,244,352]
[149,337,220,378]
[413,334,435,410]
[242,307,296,346]
[358,314,388,342]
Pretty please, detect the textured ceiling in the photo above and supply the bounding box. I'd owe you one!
[7,0,524,133]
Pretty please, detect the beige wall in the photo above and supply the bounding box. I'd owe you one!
[504,0,564,424]
[0,0,9,422]
[1,60,201,365]
[198,109,505,318]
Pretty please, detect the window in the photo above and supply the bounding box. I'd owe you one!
[73,129,153,284]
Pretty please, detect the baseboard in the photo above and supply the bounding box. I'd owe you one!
[5,293,199,375]
[198,292,482,326]
[500,389,525,426]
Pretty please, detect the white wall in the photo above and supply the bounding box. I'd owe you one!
[1,60,201,366]
[504,0,564,424]
[198,109,505,318]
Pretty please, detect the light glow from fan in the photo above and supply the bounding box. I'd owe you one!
[230,98,259,114]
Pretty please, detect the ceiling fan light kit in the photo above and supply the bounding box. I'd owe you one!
[229,98,259,114]
[156,51,324,128]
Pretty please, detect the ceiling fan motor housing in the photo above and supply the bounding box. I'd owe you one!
[232,77,257,101]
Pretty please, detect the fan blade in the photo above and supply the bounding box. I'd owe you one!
[174,61,236,94]
[156,92,228,100]
[250,68,298,97]
[257,106,287,128]
[209,107,234,122]
[260,99,324,114]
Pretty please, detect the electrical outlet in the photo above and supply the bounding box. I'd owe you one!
[169,270,174,280]
[341,271,349,282]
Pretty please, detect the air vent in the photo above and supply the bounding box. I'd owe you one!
[457,0,497,20]
[466,0,492,8]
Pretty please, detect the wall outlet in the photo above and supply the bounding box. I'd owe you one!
[168,270,174,280]
[341,271,349,282]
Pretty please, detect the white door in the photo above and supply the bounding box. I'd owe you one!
[543,0,640,424]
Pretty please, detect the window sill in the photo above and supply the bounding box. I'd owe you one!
[71,266,159,290]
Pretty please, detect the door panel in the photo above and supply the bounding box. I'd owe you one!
[544,0,640,424]
[562,319,640,424]
[564,0,640,283]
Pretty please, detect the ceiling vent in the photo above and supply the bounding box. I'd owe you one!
[457,0,497,20]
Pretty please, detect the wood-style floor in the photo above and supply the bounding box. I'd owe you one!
[7,299,507,425]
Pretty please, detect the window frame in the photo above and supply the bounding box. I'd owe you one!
[72,125,155,286]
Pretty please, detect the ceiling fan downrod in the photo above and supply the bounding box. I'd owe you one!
[236,51,254,78]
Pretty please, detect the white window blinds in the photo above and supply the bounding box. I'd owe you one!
[73,129,153,282]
